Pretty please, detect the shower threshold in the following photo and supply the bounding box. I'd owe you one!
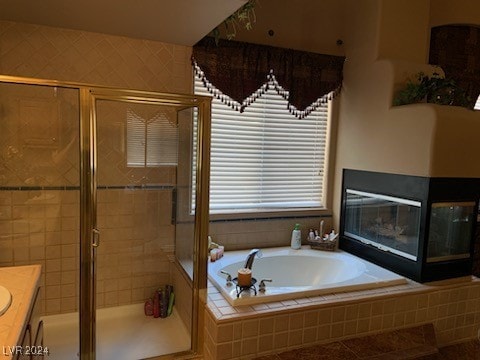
[42,303,191,360]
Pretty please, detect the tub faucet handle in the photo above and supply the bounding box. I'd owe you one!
[220,270,233,286]
[259,279,273,292]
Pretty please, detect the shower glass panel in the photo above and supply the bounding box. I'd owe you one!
[0,82,80,357]
[173,107,197,343]
[95,99,193,359]
[176,108,196,280]
[0,76,210,360]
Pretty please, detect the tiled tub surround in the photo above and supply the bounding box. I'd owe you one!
[172,260,195,334]
[204,274,480,359]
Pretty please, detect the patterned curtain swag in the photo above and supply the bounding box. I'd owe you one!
[192,37,345,119]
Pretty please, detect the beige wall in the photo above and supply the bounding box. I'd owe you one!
[430,0,480,27]
[377,0,431,63]
[430,106,480,177]
[333,0,480,227]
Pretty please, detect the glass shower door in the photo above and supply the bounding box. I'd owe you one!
[93,96,201,359]
[0,76,210,360]
[0,80,82,359]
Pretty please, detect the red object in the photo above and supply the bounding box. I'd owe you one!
[144,298,154,316]
[153,291,160,318]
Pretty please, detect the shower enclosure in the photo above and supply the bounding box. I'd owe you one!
[0,75,211,359]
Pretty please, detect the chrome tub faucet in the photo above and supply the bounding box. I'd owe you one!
[243,248,262,269]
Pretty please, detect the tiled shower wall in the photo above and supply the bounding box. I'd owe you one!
[96,188,175,309]
[0,190,79,314]
[0,20,192,315]
[0,188,174,315]
[0,21,192,93]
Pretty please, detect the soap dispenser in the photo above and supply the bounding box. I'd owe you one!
[290,223,302,249]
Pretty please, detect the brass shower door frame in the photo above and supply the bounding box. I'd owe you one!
[0,75,212,360]
[87,87,212,359]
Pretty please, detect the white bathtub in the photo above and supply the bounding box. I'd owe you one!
[208,246,407,306]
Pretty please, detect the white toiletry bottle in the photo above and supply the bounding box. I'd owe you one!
[291,223,302,249]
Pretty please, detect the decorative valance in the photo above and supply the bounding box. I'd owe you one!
[192,37,345,118]
[429,25,480,109]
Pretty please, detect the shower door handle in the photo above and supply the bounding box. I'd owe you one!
[92,228,100,248]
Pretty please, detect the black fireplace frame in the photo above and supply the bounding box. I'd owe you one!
[339,169,480,282]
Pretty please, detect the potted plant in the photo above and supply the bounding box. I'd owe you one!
[393,71,471,108]
[211,0,258,42]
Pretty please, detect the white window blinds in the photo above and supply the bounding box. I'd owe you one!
[126,109,178,167]
[475,95,480,110]
[194,77,330,213]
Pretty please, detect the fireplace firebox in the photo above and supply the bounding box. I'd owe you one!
[339,169,480,282]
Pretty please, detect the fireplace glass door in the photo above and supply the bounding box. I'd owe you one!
[427,202,475,262]
[344,189,422,261]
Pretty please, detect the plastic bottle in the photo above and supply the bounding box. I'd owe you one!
[160,288,168,318]
[153,290,160,318]
[144,298,154,316]
[290,223,302,249]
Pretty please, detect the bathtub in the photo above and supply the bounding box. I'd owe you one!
[208,246,407,306]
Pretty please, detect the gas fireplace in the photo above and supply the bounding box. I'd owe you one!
[339,169,480,282]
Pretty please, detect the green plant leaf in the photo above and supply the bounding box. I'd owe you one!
[211,0,258,42]
[393,72,470,108]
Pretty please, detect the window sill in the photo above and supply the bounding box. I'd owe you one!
[208,207,332,222]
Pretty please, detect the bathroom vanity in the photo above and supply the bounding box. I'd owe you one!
[0,265,42,360]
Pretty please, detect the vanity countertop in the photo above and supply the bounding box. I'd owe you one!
[0,265,41,355]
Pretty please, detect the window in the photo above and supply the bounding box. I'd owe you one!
[126,109,178,167]
[475,96,480,110]
[194,77,331,214]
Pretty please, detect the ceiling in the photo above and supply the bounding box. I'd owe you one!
[0,0,247,46]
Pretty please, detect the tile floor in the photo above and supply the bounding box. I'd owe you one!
[253,323,480,360]
[437,340,480,360]
[253,324,438,359]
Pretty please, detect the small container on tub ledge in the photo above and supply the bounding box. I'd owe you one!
[290,223,302,249]
[308,229,338,251]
